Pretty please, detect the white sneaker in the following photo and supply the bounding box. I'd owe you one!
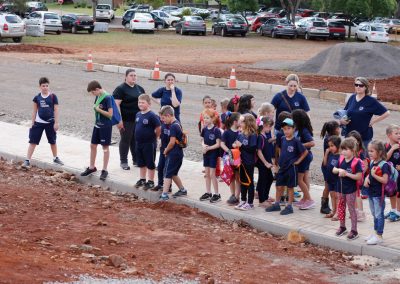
[235,201,246,210]
[366,235,383,245]
[364,234,375,242]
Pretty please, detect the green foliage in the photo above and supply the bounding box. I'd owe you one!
[371,0,397,17]
[135,0,164,9]
[80,1,87,8]
[227,0,258,13]
[181,7,192,16]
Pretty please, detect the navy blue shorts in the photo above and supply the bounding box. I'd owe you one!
[164,155,183,179]
[321,164,328,181]
[298,152,313,173]
[136,142,156,169]
[328,182,337,192]
[276,165,297,188]
[91,126,112,146]
[29,122,56,145]
[203,151,218,168]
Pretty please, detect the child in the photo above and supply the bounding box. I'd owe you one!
[220,112,241,205]
[347,130,368,221]
[292,109,315,210]
[238,94,257,118]
[220,98,230,130]
[320,121,340,214]
[323,135,341,219]
[227,94,240,113]
[258,102,275,120]
[199,109,222,203]
[134,94,161,190]
[198,95,213,133]
[364,140,389,245]
[385,124,400,221]
[256,116,275,207]
[211,99,217,111]
[159,106,187,201]
[233,114,258,211]
[81,80,113,181]
[22,77,63,169]
[152,114,170,192]
[333,138,363,240]
[266,118,308,215]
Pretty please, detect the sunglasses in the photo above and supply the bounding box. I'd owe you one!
[354,83,365,88]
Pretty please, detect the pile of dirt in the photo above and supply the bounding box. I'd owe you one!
[294,43,400,79]
[0,44,72,54]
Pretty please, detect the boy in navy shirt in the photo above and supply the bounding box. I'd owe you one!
[22,77,63,169]
[134,94,161,190]
[158,106,187,201]
[385,124,400,221]
[266,118,308,215]
[81,81,113,181]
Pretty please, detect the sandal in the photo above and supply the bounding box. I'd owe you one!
[331,215,339,221]
[325,213,335,218]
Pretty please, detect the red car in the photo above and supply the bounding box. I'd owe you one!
[251,15,273,32]
[328,21,346,39]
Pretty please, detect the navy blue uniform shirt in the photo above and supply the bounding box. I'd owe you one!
[135,111,161,144]
[326,153,340,185]
[222,129,239,150]
[278,136,306,171]
[238,133,257,165]
[387,143,400,169]
[297,128,314,151]
[33,93,58,122]
[337,157,363,194]
[95,95,112,128]
[160,122,170,150]
[257,132,274,163]
[152,87,183,121]
[201,126,221,154]
[168,121,184,157]
[368,161,390,198]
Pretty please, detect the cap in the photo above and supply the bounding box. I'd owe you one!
[281,118,294,127]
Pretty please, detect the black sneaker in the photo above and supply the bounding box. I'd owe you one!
[227,195,239,205]
[134,179,146,188]
[151,185,163,192]
[53,157,64,166]
[347,230,359,241]
[335,227,347,237]
[100,170,108,181]
[81,167,97,176]
[210,194,221,203]
[143,181,155,190]
[172,189,187,198]
[200,192,212,201]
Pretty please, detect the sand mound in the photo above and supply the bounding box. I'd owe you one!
[294,42,400,79]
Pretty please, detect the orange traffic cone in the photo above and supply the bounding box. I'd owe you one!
[225,67,240,90]
[149,58,162,81]
[371,82,378,100]
[85,51,95,72]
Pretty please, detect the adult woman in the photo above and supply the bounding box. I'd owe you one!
[271,74,310,133]
[113,69,145,170]
[340,77,389,149]
[151,73,183,121]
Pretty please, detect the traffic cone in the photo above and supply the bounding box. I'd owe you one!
[149,58,162,81]
[371,82,378,100]
[225,67,240,90]
[85,51,95,72]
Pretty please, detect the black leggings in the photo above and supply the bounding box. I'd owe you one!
[240,164,255,204]
[256,164,273,203]
[119,120,136,164]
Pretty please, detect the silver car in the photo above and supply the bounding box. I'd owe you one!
[0,13,26,42]
[25,11,62,34]
[297,20,329,40]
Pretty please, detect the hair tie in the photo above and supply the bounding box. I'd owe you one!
[226,111,232,117]
[232,94,240,104]
[256,116,263,127]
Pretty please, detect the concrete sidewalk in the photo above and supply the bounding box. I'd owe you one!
[1,121,400,261]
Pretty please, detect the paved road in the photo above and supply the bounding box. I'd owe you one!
[1,58,399,185]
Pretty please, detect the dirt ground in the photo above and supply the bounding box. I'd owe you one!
[1,31,400,102]
[0,158,394,284]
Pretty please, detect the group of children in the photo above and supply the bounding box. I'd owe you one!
[23,77,400,245]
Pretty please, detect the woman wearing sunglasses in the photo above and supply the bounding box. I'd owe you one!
[340,77,390,149]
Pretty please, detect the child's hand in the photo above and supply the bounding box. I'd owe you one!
[392,143,400,151]
[371,166,377,176]
[338,169,347,177]
[234,140,242,148]
[163,149,168,156]
[117,121,124,130]
[202,145,208,154]
[53,123,59,132]
[272,165,278,174]
[94,105,100,112]
[364,176,370,187]
[170,84,175,90]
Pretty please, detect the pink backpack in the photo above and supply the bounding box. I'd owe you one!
[338,155,364,191]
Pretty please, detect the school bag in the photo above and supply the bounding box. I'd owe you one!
[338,155,364,192]
[372,160,398,198]
[95,93,121,126]
[174,122,188,148]
[220,155,234,186]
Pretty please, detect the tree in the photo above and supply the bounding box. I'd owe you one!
[397,0,400,18]
[371,0,397,17]
[226,0,258,13]
[278,0,302,23]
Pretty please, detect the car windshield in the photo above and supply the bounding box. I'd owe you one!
[44,13,59,20]
[371,26,385,32]
[313,21,327,27]
[226,16,244,23]
[392,19,400,24]
[278,19,291,25]
[5,15,21,23]
[78,15,92,21]
[187,16,202,21]
[97,5,110,10]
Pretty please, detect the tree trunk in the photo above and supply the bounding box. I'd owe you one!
[397,0,400,18]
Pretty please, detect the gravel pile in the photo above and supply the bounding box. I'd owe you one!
[294,42,400,79]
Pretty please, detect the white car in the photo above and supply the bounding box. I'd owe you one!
[355,24,389,43]
[0,13,26,42]
[151,10,180,27]
[25,11,62,34]
[129,13,154,33]
[95,4,115,22]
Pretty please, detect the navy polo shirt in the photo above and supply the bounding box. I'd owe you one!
[326,153,340,185]
[271,90,310,130]
[95,95,112,128]
[275,130,284,149]
[168,121,184,157]
[257,132,274,163]
[135,111,161,144]
[221,112,227,125]
[296,128,314,151]
[344,94,387,141]
[33,93,58,122]
[160,122,170,150]
[152,87,183,121]
[387,144,400,169]
[278,136,306,171]
[237,133,257,165]
[222,129,239,149]
[337,157,362,194]
[323,136,329,152]
[368,161,390,198]
[201,126,221,146]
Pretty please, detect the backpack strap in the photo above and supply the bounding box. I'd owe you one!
[350,157,360,174]
[338,155,344,167]
[280,92,292,112]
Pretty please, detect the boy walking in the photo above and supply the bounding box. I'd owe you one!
[134,94,161,190]
[80,81,113,181]
[22,77,63,168]
[158,106,187,201]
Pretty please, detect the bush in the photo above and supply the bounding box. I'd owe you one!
[197,12,209,20]
[181,8,192,16]
[74,2,80,8]
[87,5,92,8]
[80,2,86,8]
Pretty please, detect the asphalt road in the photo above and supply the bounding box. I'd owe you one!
[1,58,399,185]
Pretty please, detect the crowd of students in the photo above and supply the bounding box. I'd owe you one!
[23,73,398,245]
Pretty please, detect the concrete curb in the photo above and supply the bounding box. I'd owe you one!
[56,59,399,111]
[2,150,400,261]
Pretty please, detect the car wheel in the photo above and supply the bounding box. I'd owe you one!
[211,27,216,35]
[221,28,226,37]
[202,31,206,36]
[12,37,22,43]
[271,30,276,38]
[241,33,246,37]
[88,29,93,34]
[305,32,310,40]
[171,21,177,27]
[355,33,359,41]
[131,28,135,33]
[256,27,261,33]
[72,26,77,34]
[56,30,61,35]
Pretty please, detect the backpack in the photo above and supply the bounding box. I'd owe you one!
[174,122,188,148]
[338,155,364,191]
[95,93,121,126]
[228,148,241,168]
[373,160,398,198]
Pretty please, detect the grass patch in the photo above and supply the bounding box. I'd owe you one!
[47,3,125,17]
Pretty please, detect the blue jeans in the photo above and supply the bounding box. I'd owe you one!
[368,197,385,235]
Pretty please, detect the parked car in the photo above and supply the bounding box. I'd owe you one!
[260,18,296,38]
[151,10,180,27]
[129,12,154,33]
[122,10,168,29]
[251,15,273,32]
[327,19,357,36]
[159,5,179,13]
[380,18,400,33]
[61,14,94,34]
[25,11,62,34]
[297,9,314,18]
[328,21,345,39]
[0,13,25,42]
[211,14,248,37]
[241,11,259,25]
[296,20,329,40]
[355,24,388,43]
[175,15,206,36]
[25,1,47,17]
[95,4,114,22]
[132,4,153,12]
